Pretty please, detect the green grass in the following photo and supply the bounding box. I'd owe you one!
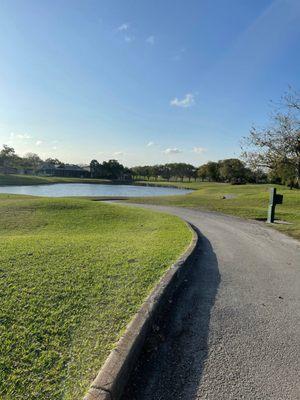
[133,179,203,190]
[0,174,110,186]
[0,195,192,399]
[128,181,300,240]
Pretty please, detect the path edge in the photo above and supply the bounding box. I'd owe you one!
[83,222,198,400]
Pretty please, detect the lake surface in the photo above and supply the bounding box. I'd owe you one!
[0,183,192,197]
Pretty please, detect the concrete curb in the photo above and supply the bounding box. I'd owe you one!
[83,223,198,400]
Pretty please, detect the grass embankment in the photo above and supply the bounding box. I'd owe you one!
[0,174,109,186]
[129,181,300,240]
[0,195,191,399]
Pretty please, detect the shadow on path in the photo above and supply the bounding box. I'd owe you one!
[121,228,220,400]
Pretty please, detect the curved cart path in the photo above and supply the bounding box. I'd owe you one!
[119,205,300,400]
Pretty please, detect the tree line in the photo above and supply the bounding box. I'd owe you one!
[131,163,197,182]
[0,146,79,173]
[89,159,131,180]
[130,160,266,184]
[1,147,261,183]
[0,146,48,173]
[0,145,293,185]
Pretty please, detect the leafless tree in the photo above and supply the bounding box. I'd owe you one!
[242,89,300,187]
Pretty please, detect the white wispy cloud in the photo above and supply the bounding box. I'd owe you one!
[147,141,155,147]
[193,147,207,154]
[35,140,43,146]
[124,35,134,43]
[113,151,124,156]
[146,35,155,45]
[116,23,135,44]
[170,93,195,108]
[16,133,31,140]
[117,23,129,32]
[163,148,182,154]
[9,132,32,140]
[173,47,186,61]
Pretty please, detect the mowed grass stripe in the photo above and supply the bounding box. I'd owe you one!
[0,195,192,399]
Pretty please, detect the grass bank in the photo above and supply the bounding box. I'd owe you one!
[128,181,300,240]
[0,174,110,186]
[0,195,191,399]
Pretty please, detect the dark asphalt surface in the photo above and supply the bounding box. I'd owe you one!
[118,205,300,400]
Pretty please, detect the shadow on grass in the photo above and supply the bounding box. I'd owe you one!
[121,228,220,400]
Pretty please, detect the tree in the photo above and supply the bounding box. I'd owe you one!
[131,166,148,180]
[161,164,172,181]
[197,164,208,181]
[0,145,21,172]
[23,153,43,171]
[242,89,300,187]
[185,164,197,181]
[140,166,152,181]
[0,145,15,163]
[268,161,296,188]
[169,163,190,181]
[102,159,125,179]
[45,158,63,167]
[206,162,220,181]
[165,163,177,180]
[218,158,247,183]
[90,159,126,179]
[90,159,100,178]
[130,167,139,180]
[197,161,219,182]
[152,165,163,181]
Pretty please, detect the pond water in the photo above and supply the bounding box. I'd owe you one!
[0,183,192,197]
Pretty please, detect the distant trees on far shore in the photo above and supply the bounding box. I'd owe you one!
[0,144,289,185]
[131,163,197,182]
[90,159,131,180]
[0,145,44,174]
[130,160,267,184]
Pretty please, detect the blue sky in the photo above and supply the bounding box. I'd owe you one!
[1,0,300,166]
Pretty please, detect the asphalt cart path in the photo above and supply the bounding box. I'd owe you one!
[118,204,300,400]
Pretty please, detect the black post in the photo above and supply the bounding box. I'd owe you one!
[267,188,276,223]
[267,188,283,223]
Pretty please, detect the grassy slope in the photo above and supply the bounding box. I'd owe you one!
[128,181,300,240]
[0,174,109,186]
[0,195,191,400]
